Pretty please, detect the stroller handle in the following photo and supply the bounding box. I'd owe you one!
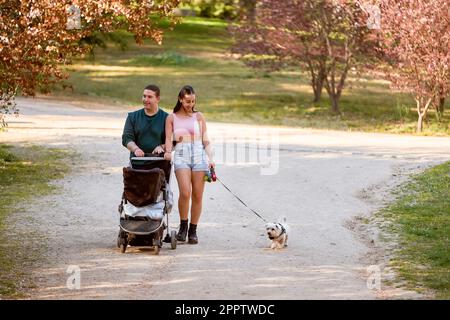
[131,156,167,161]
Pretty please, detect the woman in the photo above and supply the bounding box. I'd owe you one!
[164,85,214,244]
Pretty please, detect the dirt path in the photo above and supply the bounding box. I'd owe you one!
[2,97,449,299]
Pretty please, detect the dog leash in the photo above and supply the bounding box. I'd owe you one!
[216,177,268,223]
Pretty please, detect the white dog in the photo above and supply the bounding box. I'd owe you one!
[265,218,289,249]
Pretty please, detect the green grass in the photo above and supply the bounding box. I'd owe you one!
[0,144,72,298]
[46,16,449,136]
[379,162,450,298]
[127,51,203,66]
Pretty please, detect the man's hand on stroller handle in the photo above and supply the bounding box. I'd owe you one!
[134,147,145,157]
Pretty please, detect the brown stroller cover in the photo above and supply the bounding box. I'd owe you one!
[122,167,166,207]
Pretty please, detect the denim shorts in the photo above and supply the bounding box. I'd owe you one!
[173,142,209,172]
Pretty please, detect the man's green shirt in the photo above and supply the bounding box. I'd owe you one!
[122,108,168,157]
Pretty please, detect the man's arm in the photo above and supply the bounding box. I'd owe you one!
[122,113,144,157]
[127,141,144,157]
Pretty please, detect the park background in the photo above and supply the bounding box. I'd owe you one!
[0,0,449,299]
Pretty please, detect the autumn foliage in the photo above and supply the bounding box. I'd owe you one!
[232,0,448,131]
[231,0,381,114]
[380,0,450,132]
[0,0,180,126]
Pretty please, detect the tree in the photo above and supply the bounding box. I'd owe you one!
[231,0,379,113]
[0,0,180,126]
[231,0,325,103]
[380,0,450,132]
[318,1,380,114]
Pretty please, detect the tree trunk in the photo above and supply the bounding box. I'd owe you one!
[417,113,423,133]
[324,82,341,115]
[324,69,342,115]
[416,97,432,133]
[436,97,445,122]
[307,60,326,103]
[312,77,324,103]
[330,94,340,114]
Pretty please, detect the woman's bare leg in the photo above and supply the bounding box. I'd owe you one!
[190,171,206,225]
[175,169,192,220]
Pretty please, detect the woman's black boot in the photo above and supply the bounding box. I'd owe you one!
[188,223,198,244]
[176,219,188,242]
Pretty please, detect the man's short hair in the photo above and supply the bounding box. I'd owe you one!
[144,84,160,97]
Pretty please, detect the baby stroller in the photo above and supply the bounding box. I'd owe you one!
[117,156,177,255]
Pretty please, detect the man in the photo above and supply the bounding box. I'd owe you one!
[122,84,168,157]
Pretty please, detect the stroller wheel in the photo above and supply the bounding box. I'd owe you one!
[117,230,127,248]
[153,238,162,255]
[118,235,127,253]
[153,243,160,255]
[117,231,122,248]
[170,230,177,250]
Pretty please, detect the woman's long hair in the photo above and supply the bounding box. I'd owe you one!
[173,85,197,113]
